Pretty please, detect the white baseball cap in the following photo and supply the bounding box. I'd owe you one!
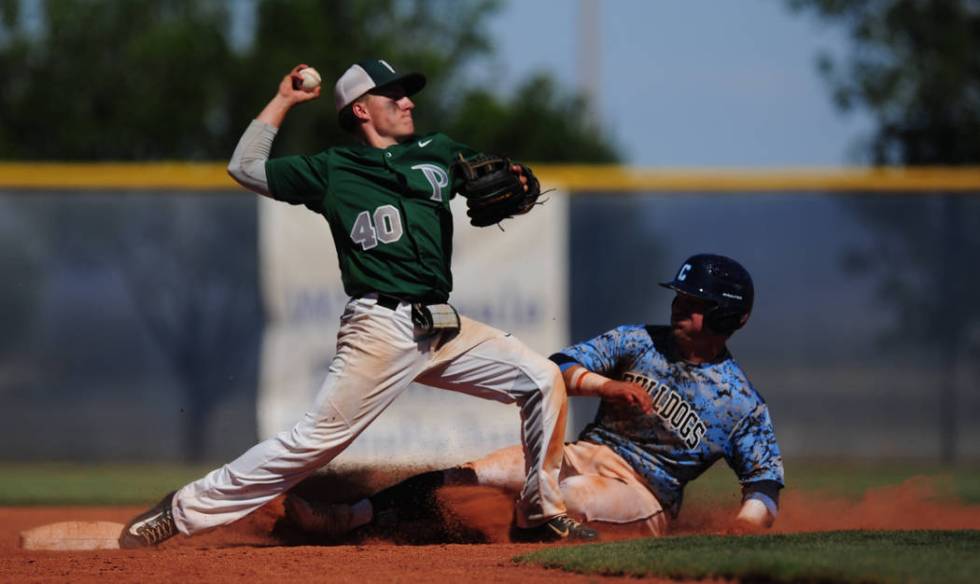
[334,58,426,113]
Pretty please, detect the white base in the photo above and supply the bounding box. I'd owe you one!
[20,521,123,551]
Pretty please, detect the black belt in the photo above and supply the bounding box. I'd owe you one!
[375,293,404,311]
[370,293,445,310]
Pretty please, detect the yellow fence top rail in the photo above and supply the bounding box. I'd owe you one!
[538,165,980,192]
[1,163,980,192]
[0,163,235,190]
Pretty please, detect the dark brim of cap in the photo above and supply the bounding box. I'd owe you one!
[663,283,725,305]
[375,72,426,97]
[661,283,712,299]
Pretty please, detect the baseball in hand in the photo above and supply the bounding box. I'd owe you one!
[297,67,321,91]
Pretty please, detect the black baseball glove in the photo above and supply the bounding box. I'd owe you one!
[453,153,542,227]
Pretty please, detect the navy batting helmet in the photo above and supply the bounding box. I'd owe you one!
[659,254,754,334]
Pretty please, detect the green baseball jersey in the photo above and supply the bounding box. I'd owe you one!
[265,132,478,302]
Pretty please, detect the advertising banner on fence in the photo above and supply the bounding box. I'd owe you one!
[257,193,568,466]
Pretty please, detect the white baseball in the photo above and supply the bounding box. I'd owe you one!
[298,67,321,91]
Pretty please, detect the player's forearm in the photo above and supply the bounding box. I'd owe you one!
[256,94,297,128]
[227,119,277,197]
[563,365,613,397]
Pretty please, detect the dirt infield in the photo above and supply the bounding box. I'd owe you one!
[2,476,978,583]
[676,476,980,535]
[0,499,688,584]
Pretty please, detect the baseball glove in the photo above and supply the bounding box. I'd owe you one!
[453,153,542,227]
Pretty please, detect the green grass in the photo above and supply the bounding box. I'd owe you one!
[517,530,980,584]
[0,463,212,505]
[0,460,977,506]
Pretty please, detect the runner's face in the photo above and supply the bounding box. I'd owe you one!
[670,293,714,340]
[364,85,415,140]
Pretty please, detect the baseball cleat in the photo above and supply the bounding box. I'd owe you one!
[512,514,599,543]
[118,491,178,549]
[284,493,354,538]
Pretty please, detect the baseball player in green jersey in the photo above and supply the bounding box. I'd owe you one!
[118,59,595,548]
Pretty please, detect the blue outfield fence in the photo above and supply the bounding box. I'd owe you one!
[0,192,262,462]
[1,165,978,463]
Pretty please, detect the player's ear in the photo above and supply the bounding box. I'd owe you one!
[351,97,370,122]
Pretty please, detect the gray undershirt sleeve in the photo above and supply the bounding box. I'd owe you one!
[227,119,277,197]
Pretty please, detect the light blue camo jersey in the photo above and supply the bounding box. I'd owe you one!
[555,324,784,518]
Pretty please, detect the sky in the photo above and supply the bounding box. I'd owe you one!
[481,0,876,167]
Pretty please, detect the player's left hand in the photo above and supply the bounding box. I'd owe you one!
[453,154,542,227]
[600,381,654,414]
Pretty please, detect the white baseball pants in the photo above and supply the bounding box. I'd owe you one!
[172,296,568,533]
[463,441,668,536]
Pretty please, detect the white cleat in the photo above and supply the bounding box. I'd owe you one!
[118,491,178,549]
